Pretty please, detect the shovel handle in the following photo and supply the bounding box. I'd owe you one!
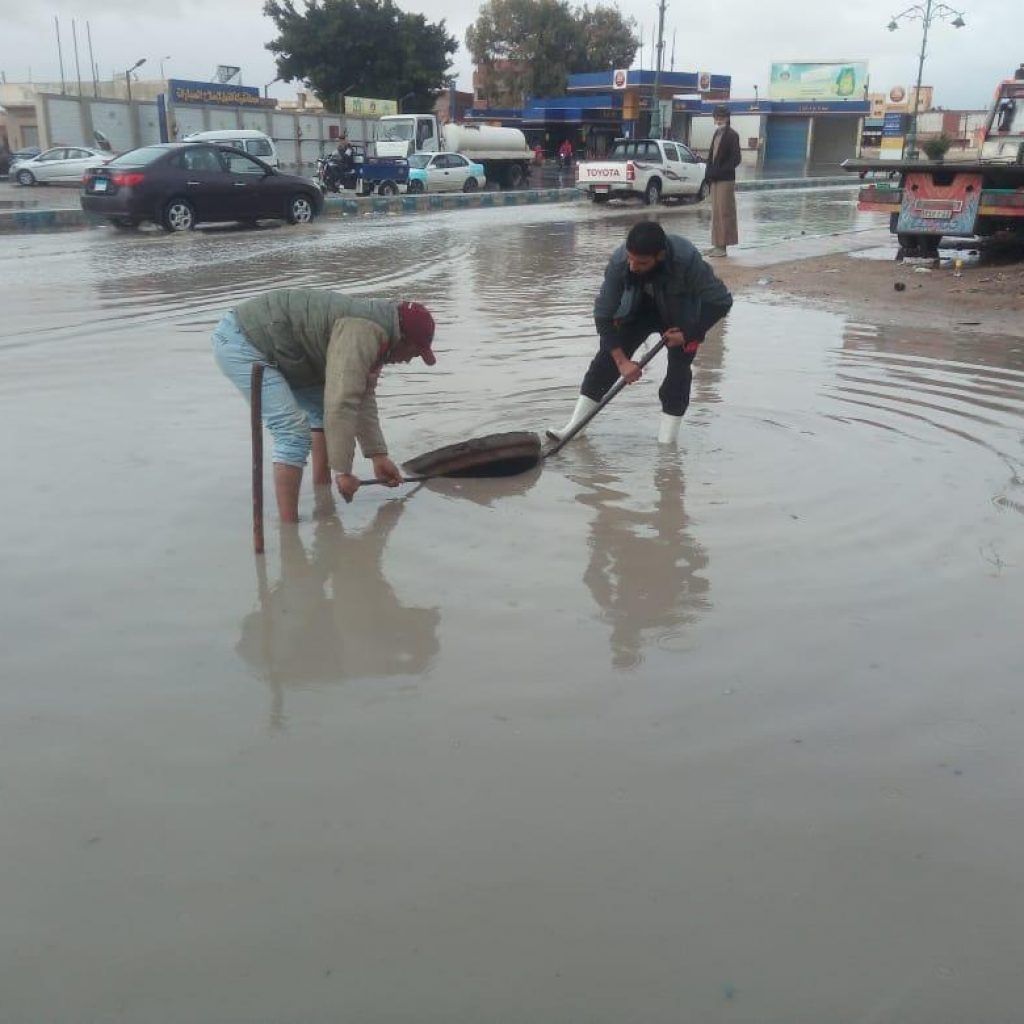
[544,336,668,457]
[357,474,430,486]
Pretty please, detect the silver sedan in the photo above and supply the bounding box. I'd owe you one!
[12,146,111,186]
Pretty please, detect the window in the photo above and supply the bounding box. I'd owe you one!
[39,149,66,162]
[183,147,224,172]
[245,138,274,158]
[677,144,698,163]
[662,143,680,162]
[225,152,266,175]
[444,154,467,168]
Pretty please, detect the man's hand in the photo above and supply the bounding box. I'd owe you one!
[664,328,701,356]
[336,473,360,503]
[371,455,403,487]
[612,349,642,384]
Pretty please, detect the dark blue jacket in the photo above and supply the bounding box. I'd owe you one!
[593,234,733,351]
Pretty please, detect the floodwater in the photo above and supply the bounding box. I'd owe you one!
[2,193,1023,1024]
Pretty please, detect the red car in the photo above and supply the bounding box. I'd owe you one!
[80,142,324,231]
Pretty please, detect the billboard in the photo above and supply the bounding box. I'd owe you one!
[345,96,398,117]
[168,78,274,108]
[769,62,868,101]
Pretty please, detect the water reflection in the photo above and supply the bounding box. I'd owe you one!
[237,494,440,726]
[572,443,711,669]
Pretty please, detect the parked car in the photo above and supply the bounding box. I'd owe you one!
[1,147,41,177]
[80,142,324,231]
[12,146,110,186]
[406,151,487,193]
[183,129,280,168]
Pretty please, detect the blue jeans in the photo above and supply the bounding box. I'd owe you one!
[212,311,324,467]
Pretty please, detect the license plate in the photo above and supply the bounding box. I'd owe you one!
[917,208,951,219]
[593,185,609,193]
[93,179,109,193]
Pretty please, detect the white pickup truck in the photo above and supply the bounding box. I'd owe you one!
[575,138,708,205]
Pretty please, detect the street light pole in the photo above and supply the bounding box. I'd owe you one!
[887,0,966,158]
[124,57,146,104]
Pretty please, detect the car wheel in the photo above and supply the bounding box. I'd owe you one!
[407,180,424,195]
[377,182,398,197]
[16,169,35,186]
[286,193,316,224]
[697,181,710,202]
[644,179,662,206]
[161,197,196,232]
[462,177,479,193]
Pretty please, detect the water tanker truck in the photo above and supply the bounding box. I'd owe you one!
[373,115,532,189]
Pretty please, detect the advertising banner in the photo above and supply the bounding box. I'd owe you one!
[612,69,628,90]
[345,96,398,117]
[168,78,274,108]
[769,62,868,101]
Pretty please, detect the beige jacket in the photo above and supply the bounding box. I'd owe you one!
[324,318,391,474]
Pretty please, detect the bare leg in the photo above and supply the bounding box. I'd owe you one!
[273,463,303,523]
[311,429,331,486]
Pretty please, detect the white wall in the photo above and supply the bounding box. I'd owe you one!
[689,114,762,154]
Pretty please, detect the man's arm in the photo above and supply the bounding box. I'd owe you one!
[323,319,390,475]
[593,250,626,353]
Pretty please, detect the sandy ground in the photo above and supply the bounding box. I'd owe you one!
[1,194,1022,1024]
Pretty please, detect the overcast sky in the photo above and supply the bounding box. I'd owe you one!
[1,0,1020,110]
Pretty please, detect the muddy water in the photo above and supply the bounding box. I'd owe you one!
[1,197,1023,1023]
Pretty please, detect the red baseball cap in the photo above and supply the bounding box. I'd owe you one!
[397,302,436,365]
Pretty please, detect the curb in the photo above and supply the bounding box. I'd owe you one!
[0,177,859,235]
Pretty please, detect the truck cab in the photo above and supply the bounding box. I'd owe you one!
[375,116,438,158]
[980,69,1024,163]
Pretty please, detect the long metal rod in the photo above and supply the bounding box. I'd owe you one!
[54,16,66,95]
[906,0,933,159]
[251,364,265,555]
[71,20,83,97]
[86,22,98,97]
[544,336,668,458]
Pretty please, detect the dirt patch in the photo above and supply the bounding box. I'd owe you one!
[717,246,1024,336]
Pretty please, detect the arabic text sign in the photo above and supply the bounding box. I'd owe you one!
[345,96,398,117]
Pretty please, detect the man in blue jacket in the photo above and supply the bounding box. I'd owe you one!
[548,221,733,446]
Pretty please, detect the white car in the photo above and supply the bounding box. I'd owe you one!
[12,146,111,186]
[406,152,487,193]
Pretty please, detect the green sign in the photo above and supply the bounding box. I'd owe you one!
[769,62,868,102]
[345,96,398,117]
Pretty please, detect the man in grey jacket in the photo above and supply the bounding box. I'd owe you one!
[548,221,732,445]
[213,288,437,522]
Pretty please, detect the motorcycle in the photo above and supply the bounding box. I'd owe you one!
[315,155,356,194]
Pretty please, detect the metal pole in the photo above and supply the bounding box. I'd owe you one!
[54,16,67,94]
[251,364,265,555]
[71,20,83,96]
[906,0,932,159]
[650,0,667,138]
[86,21,98,97]
[125,69,132,105]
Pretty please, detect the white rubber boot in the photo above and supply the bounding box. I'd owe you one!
[546,395,600,442]
[657,413,683,445]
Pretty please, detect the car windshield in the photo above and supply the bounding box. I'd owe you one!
[106,147,169,167]
[378,122,414,142]
[407,154,431,169]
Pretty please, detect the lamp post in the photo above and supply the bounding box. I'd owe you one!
[124,57,145,103]
[263,77,281,99]
[887,0,966,158]
[159,55,171,79]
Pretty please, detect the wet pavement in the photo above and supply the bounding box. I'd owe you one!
[1,193,1023,1023]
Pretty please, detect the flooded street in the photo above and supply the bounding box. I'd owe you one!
[2,193,1023,1023]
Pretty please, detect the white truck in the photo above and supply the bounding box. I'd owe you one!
[575,138,708,205]
[373,115,533,189]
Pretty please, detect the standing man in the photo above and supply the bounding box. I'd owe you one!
[704,105,742,257]
[213,288,437,521]
[547,222,732,446]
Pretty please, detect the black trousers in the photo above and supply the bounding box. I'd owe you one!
[581,303,730,417]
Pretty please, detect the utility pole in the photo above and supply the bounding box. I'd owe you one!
[650,0,667,138]
[86,21,98,96]
[54,16,67,94]
[71,20,83,96]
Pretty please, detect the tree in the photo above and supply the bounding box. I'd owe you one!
[571,4,639,73]
[466,0,638,106]
[264,0,457,113]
